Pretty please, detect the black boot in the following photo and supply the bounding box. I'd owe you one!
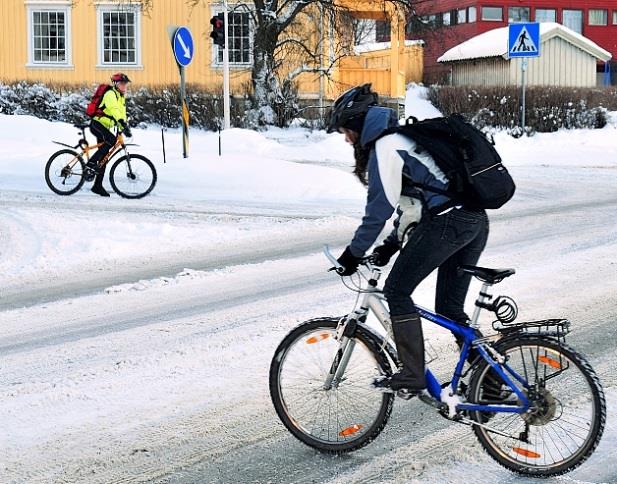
[373,313,426,392]
[84,161,98,182]
[91,171,110,197]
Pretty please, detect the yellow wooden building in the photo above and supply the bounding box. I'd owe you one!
[0,0,422,101]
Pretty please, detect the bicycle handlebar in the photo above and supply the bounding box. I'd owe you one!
[323,245,343,270]
[323,245,376,275]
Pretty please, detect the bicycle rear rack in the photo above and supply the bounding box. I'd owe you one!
[492,318,570,342]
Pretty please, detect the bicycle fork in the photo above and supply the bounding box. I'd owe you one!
[322,336,356,390]
[322,314,365,390]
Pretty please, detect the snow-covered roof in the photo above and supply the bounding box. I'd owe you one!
[438,23,611,63]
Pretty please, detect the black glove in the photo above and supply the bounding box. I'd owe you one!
[336,246,361,276]
[370,240,399,267]
[119,120,132,137]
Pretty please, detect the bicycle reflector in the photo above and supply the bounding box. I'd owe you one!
[305,333,330,344]
[210,13,225,47]
[538,355,563,370]
[512,447,541,459]
[339,424,363,437]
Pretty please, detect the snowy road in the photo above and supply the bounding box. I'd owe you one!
[2,185,617,483]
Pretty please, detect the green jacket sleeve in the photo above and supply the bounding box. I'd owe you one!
[101,89,127,125]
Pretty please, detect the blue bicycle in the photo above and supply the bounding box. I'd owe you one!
[269,247,606,476]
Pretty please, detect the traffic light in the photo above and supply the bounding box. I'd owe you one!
[210,13,225,47]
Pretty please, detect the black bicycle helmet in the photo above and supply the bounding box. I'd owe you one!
[326,83,378,133]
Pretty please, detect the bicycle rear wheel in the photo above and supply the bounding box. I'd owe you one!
[109,154,157,199]
[270,318,395,454]
[44,149,86,195]
[469,335,605,476]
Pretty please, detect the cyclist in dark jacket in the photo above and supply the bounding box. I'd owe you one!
[86,72,132,197]
[330,84,489,395]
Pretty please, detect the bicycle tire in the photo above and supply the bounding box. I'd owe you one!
[468,335,605,476]
[109,154,157,199]
[270,317,395,454]
[44,149,86,196]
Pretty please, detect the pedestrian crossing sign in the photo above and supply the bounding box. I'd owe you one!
[508,22,540,58]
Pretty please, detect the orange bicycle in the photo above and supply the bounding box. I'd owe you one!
[44,123,157,199]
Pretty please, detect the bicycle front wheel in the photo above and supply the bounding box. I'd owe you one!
[270,318,395,454]
[44,149,86,196]
[469,335,606,477]
[109,154,157,199]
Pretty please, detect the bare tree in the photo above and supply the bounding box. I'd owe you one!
[188,0,416,126]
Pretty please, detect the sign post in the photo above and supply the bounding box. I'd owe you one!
[172,26,194,158]
[508,22,540,133]
[223,1,230,130]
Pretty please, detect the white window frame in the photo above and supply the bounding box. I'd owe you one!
[508,6,530,23]
[589,9,608,26]
[481,6,503,22]
[563,9,583,34]
[95,1,142,68]
[25,0,73,68]
[468,6,477,23]
[211,5,254,68]
[535,8,557,23]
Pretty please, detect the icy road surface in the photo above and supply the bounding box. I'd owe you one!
[2,167,617,483]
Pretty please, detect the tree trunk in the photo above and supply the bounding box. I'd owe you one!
[250,23,281,126]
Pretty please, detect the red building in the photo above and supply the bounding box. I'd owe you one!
[377,2,617,83]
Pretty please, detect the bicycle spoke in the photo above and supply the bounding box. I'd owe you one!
[275,323,388,447]
[472,338,603,474]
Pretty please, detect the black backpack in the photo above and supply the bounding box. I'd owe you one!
[385,114,515,210]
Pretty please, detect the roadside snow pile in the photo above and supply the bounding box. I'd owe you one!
[104,267,234,293]
[0,113,363,204]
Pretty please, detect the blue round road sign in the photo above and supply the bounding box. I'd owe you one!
[173,26,194,67]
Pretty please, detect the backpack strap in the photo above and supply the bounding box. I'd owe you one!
[402,173,460,215]
[96,85,121,121]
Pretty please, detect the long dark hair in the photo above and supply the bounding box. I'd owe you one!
[353,142,370,186]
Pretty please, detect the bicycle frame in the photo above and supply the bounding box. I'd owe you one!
[323,247,530,417]
[52,127,137,167]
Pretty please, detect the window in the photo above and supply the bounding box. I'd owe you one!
[216,11,252,65]
[27,4,72,66]
[443,11,451,26]
[481,7,503,22]
[375,21,390,42]
[97,6,141,66]
[613,11,617,25]
[468,7,477,23]
[535,8,556,23]
[509,7,530,23]
[589,9,608,26]
[563,9,583,34]
[457,9,467,24]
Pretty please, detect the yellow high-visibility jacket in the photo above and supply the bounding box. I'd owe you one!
[94,87,127,130]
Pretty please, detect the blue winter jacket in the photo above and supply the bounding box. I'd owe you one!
[348,106,453,257]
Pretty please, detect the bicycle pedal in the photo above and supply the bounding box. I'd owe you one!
[396,389,422,400]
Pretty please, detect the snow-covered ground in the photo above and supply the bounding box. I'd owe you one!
[1,86,617,483]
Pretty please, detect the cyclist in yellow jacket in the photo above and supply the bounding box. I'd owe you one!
[86,73,132,197]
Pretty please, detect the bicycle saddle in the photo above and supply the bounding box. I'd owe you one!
[459,265,515,284]
[73,123,89,130]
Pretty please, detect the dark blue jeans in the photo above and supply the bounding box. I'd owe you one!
[384,207,489,322]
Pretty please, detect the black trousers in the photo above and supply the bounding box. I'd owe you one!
[382,208,489,388]
[384,207,489,320]
[89,120,117,185]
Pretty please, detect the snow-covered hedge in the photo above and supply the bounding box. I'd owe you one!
[0,81,250,130]
[428,86,617,133]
